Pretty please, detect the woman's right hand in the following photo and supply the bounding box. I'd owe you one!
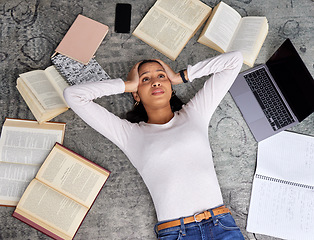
[125,62,140,92]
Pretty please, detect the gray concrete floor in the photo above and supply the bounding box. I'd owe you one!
[0,0,313,239]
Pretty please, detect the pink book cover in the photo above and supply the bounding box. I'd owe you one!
[54,14,109,65]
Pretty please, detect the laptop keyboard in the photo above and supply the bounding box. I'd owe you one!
[244,68,295,131]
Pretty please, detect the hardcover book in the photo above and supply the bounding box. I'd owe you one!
[16,66,69,124]
[54,14,109,65]
[0,118,65,207]
[13,143,110,240]
[197,1,268,67]
[133,0,212,60]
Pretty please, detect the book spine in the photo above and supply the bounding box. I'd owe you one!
[12,212,64,240]
[255,174,314,190]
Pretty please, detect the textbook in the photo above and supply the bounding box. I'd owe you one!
[133,0,212,60]
[16,66,69,124]
[13,143,110,240]
[54,14,109,65]
[247,131,314,239]
[198,1,268,67]
[0,118,65,207]
[51,54,111,86]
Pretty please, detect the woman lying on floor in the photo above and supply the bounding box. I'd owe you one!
[64,51,245,240]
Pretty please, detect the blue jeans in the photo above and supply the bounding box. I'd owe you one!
[155,212,245,240]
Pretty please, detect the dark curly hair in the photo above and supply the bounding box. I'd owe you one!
[126,93,184,123]
[138,59,162,70]
[126,60,184,123]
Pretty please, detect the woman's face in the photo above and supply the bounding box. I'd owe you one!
[133,62,172,110]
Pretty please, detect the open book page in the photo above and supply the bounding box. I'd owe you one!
[133,7,194,60]
[247,131,314,239]
[17,78,46,118]
[36,144,109,208]
[0,162,38,205]
[228,17,268,66]
[155,0,211,30]
[19,70,68,110]
[44,66,69,103]
[201,1,241,52]
[15,179,88,239]
[0,119,64,165]
[17,78,68,123]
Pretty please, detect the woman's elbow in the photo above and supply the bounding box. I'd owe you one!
[63,86,82,107]
[63,86,73,103]
[233,51,244,65]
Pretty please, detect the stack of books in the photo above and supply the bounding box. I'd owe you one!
[17,14,111,124]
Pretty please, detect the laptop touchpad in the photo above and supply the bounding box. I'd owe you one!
[234,92,264,123]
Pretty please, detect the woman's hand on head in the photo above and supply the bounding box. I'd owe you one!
[125,62,140,92]
[155,59,187,85]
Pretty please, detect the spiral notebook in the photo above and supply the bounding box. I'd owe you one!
[51,54,110,85]
[247,131,314,239]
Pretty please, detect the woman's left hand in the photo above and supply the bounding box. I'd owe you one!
[155,59,186,85]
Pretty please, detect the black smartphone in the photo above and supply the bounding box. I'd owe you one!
[114,3,132,33]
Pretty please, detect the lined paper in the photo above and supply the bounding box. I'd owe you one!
[247,131,314,240]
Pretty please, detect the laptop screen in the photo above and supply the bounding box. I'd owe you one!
[266,39,314,121]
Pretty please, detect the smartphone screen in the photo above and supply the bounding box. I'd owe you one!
[115,3,132,33]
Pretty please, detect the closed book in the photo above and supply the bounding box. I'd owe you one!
[54,14,109,65]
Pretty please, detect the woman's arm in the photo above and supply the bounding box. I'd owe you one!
[124,62,140,92]
[63,79,134,150]
[187,51,243,82]
[185,51,243,122]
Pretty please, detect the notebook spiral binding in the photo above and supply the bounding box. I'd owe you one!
[51,54,110,85]
[256,174,314,190]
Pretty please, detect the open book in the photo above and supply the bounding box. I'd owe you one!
[16,66,70,124]
[0,118,65,207]
[133,0,212,60]
[198,1,268,67]
[247,131,314,239]
[13,143,110,240]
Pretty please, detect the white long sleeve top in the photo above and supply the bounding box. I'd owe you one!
[63,52,243,221]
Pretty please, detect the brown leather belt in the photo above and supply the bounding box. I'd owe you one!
[157,206,231,232]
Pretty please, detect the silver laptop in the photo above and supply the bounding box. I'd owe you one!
[229,39,314,142]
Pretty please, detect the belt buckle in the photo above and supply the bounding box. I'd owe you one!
[193,212,202,223]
